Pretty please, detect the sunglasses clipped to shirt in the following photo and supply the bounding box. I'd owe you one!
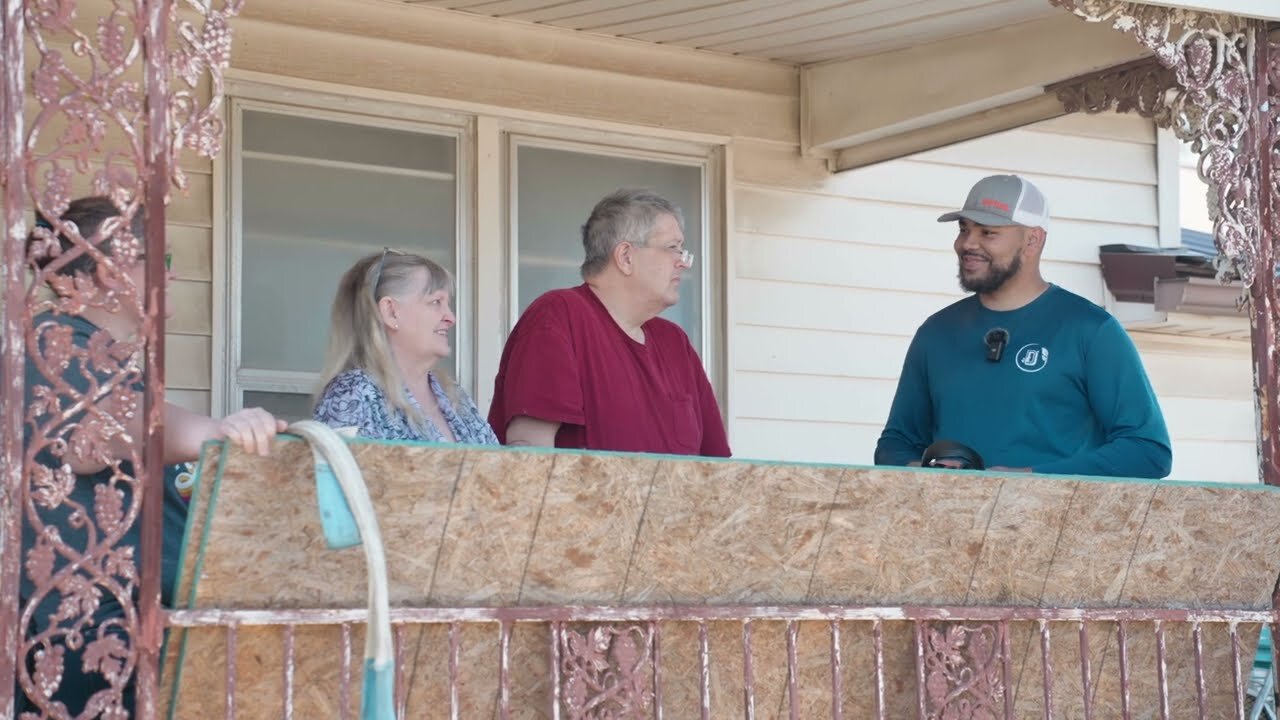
[137,251,173,271]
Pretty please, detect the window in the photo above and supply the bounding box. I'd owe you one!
[221,84,723,421]
[506,135,711,356]
[510,140,706,346]
[227,100,467,420]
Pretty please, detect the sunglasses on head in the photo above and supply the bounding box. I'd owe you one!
[370,247,404,302]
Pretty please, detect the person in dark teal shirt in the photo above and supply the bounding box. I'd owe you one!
[875,175,1171,478]
[17,197,287,718]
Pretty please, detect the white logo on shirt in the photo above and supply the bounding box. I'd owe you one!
[1016,344,1049,373]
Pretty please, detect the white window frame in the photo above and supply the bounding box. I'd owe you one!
[495,120,727,394]
[216,79,728,420]
[219,84,474,415]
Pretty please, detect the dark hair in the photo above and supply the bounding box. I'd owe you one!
[27,196,145,277]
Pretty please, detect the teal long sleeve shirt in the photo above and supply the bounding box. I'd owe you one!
[874,286,1172,478]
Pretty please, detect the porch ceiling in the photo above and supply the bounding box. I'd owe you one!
[404,0,1063,66]
[388,2,1280,174]
[399,0,1159,169]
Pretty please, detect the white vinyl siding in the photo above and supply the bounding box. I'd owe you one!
[729,114,1257,483]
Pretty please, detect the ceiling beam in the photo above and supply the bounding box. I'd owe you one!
[803,13,1150,170]
[830,94,1068,172]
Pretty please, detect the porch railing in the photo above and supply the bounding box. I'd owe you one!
[150,440,1280,719]
[161,604,1278,719]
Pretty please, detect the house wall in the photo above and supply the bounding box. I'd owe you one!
[11,22,215,416]
[20,0,1255,481]
[1142,141,1257,482]
[730,120,1258,482]
[1129,332,1255,482]
[1179,141,1214,235]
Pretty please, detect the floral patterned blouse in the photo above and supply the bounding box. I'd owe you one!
[314,368,499,445]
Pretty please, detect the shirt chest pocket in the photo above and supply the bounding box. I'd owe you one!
[665,394,702,455]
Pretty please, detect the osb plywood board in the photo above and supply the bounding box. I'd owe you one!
[963,479,1077,605]
[1033,482,1157,606]
[807,467,1006,605]
[1122,484,1280,607]
[188,440,465,608]
[623,461,841,604]
[177,440,1280,609]
[164,439,1280,717]
[426,450,554,606]
[520,453,659,605]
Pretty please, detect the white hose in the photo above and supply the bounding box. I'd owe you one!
[286,421,394,718]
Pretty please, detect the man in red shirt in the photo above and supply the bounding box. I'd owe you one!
[488,188,731,457]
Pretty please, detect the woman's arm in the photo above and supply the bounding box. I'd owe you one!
[164,403,284,462]
[64,399,284,474]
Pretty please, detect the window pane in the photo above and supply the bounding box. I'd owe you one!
[242,111,453,173]
[243,390,314,423]
[515,146,703,345]
[239,110,457,375]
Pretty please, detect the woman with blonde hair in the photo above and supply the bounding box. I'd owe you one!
[313,249,497,444]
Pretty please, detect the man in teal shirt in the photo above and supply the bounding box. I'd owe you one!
[875,175,1172,478]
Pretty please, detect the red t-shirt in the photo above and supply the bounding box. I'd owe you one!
[489,284,731,457]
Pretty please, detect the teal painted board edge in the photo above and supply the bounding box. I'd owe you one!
[174,440,222,607]
[185,439,231,607]
[259,432,1280,494]
[315,456,362,549]
[166,439,229,720]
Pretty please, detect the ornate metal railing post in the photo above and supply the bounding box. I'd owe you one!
[917,621,1009,719]
[1,0,29,712]
[1250,27,1280,487]
[137,2,172,715]
[0,1,241,716]
[1049,1,1280,485]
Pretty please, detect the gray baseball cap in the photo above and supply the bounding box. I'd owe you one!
[938,174,1050,230]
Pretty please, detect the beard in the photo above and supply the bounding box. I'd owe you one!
[959,252,1021,294]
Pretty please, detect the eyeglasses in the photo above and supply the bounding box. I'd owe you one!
[660,246,694,268]
[635,243,694,269]
[371,247,403,302]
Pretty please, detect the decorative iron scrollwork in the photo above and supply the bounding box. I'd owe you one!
[1267,32,1280,241]
[560,623,654,719]
[1051,59,1179,123]
[11,1,243,717]
[922,622,1006,720]
[1048,0,1271,289]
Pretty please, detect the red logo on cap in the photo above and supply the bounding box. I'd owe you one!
[981,198,1011,213]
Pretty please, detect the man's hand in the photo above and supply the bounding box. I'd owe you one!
[989,465,1032,473]
[217,407,286,456]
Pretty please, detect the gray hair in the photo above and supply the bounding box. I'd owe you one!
[579,188,684,279]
